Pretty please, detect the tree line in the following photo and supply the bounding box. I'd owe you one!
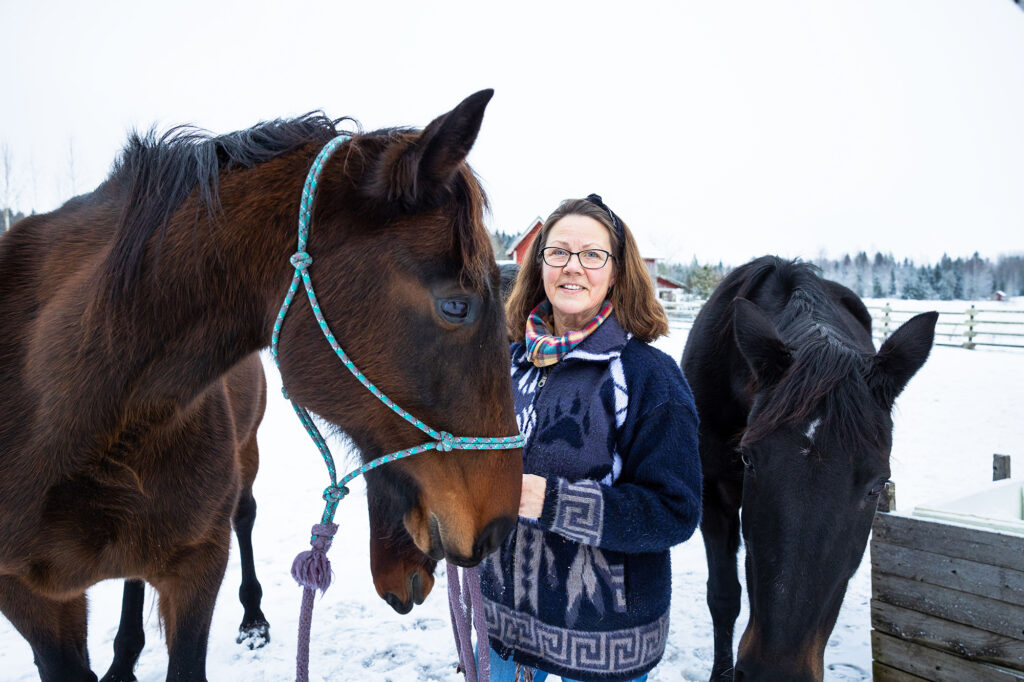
[659,252,1022,301]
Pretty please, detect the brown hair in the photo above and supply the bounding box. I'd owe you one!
[506,198,669,342]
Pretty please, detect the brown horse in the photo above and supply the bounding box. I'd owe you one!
[0,89,521,681]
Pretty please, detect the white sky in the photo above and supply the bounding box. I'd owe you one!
[2,0,1023,265]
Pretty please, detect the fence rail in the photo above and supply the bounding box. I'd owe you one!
[867,303,1024,350]
[659,298,1024,351]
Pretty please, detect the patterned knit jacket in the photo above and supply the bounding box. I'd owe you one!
[480,313,702,681]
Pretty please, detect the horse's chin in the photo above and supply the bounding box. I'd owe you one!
[379,569,434,615]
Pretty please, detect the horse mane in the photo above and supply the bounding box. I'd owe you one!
[104,112,350,305]
[733,258,888,453]
[103,116,492,305]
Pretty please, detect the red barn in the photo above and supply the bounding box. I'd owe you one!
[506,217,543,264]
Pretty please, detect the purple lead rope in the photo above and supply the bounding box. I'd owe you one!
[447,562,489,681]
[291,523,338,682]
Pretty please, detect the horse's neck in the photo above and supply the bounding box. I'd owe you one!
[45,156,307,438]
[121,159,309,402]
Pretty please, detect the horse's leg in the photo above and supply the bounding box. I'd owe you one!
[99,579,146,682]
[152,539,230,682]
[233,436,269,649]
[0,576,97,682]
[702,476,744,682]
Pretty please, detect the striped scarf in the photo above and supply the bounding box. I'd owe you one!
[524,300,613,367]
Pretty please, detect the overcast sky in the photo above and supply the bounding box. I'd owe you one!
[2,0,1022,265]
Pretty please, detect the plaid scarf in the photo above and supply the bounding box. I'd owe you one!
[524,300,613,367]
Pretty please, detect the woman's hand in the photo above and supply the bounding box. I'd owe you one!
[519,474,547,519]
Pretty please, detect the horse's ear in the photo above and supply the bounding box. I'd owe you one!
[867,311,938,409]
[733,297,792,387]
[380,89,493,205]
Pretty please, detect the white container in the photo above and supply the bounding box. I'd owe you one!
[913,478,1024,536]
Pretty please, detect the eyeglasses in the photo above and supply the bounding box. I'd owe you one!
[540,247,613,269]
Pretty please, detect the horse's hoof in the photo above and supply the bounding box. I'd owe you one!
[99,672,136,682]
[236,620,270,649]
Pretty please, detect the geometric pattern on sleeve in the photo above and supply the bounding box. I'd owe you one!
[551,479,604,545]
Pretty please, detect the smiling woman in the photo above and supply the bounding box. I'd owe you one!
[484,196,703,682]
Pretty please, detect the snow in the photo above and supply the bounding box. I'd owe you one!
[2,300,1023,681]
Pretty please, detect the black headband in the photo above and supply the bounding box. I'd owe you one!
[585,193,626,259]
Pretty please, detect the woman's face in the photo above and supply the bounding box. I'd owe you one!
[541,214,617,335]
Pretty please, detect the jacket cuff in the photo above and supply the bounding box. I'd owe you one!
[539,478,605,545]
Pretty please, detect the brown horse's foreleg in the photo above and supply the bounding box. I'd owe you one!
[232,469,269,648]
[152,539,229,682]
[0,575,97,682]
[99,579,146,682]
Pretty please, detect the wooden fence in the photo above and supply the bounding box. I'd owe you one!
[659,298,1024,351]
[660,299,705,333]
[867,303,1024,350]
[870,458,1024,680]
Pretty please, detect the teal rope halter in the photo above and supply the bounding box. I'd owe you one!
[271,134,524,682]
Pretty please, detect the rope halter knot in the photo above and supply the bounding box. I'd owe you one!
[290,251,313,271]
[322,484,348,503]
[436,431,456,452]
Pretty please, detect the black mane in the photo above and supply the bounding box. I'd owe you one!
[729,258,886,453]
[105,113,351,304]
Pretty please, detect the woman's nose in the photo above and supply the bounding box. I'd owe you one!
[562,253,585,273]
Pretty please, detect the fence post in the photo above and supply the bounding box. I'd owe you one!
[882,302,891,342]
[877,480,896,513]
[993,454,1011,481]
[962,304,976,350]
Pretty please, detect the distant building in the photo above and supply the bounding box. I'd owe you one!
[993,290,1008,301]
[506,217,543,265]
[655,275,685,300]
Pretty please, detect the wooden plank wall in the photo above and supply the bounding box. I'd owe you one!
[870,512,1024,680]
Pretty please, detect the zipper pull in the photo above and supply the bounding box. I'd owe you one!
[537,369,548,388]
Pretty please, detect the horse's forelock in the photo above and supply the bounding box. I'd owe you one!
[450,166,492,292]
[741,284,888,455]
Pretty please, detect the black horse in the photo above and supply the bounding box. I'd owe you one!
[682,256,937,682]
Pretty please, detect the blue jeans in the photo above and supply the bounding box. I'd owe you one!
[484,646,649,682]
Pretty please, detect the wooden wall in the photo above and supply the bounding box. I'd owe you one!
[870,511,1024,680]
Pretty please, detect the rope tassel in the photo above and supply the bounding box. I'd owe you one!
[293,523,338,682]
[291,523,338,593]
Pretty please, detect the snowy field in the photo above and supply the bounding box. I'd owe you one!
[1,299,1022,681]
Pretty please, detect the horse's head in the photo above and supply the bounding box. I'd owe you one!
[729,298,937,681]
[274,90,521,570]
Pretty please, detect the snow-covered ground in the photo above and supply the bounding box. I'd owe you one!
[2,299,1022,681]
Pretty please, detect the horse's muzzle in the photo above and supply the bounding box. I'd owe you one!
[445,515,516,567]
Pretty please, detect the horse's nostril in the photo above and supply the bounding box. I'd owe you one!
[410,572,425,605]
[473,516,516,561]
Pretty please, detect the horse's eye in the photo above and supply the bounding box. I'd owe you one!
[440,299,469,321]
[740,450,754,471]
[868,481,887,498]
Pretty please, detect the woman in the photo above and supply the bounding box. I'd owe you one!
[480,195,702,681]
